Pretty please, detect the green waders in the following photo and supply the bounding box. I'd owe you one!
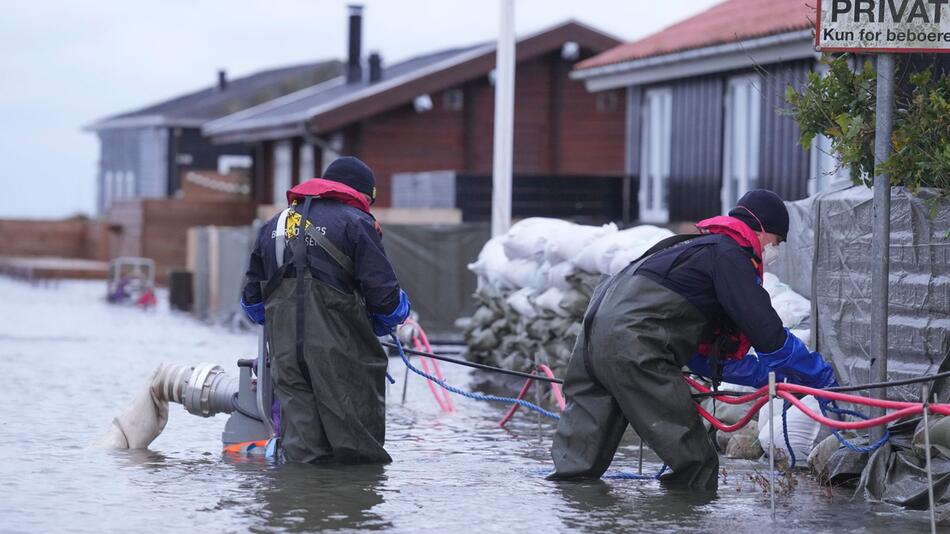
[549,262,719,490]
[263,197,391,464]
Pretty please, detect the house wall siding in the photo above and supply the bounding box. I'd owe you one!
[758,59,814,201]
[668,75,724,222]
[336,50,625,207]
[96,127,168,214]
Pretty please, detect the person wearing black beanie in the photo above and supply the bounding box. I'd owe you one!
[323,156,377,204]
[549,188,838,490]
[239,154,409,465]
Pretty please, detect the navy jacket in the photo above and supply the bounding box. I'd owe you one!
[242,199,401,315]
[637,233,786,353]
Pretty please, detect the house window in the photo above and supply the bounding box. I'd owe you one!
[272,141,293,205]
[299,143,314,183]
[721,74,761,213]
[443,89,464,111]
[104,171,113,206]
[218,155,252,176]
[639,87,672,223]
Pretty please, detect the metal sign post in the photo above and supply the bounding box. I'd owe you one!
[491,0,515,237]
[869,54,894,439]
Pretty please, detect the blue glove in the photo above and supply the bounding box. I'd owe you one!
[687,353,771,388]
[754,329,837,389]
[240,297,265,325]
[369,290,411,337]
[688,329,837,389]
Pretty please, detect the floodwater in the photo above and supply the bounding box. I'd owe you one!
[0,279,941,533]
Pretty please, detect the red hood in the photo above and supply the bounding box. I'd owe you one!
[696,215,763,261]
[286,178,370,213]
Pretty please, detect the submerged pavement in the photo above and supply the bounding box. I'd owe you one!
[0,278,940,532]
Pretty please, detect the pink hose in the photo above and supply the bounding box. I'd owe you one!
[498,360,568,428]
[537,364,566,410]
[696,396,771,432]
[407,320,454,412]
[498,377,536,428]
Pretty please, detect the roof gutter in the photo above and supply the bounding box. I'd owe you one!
[571,29,816,92]
[83,115,207,132]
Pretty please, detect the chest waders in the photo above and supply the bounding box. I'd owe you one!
[549,234,721,490]
[262,196,392,464]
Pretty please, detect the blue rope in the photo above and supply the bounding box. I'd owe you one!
[818,399,890,454]
[782,400,797,468]
[389,334,561,420]
[391,335,670,481]
[603,464,669,480]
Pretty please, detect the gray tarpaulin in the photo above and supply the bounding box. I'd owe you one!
[769,180,853,300]
[810,186,950,403]
[381,223,490,336]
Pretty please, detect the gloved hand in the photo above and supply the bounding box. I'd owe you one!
[687,353,770,388]
[396,312,420,344]
[240,297,265,325]
[755,329,837,389]
[369,289,411,337]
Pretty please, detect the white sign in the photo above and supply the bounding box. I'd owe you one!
[817,0,950,52]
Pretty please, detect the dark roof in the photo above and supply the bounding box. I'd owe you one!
[204,21,620,144]
[576,0,813,71]
[87,60,343,131]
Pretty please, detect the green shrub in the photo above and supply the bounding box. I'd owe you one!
[785,55,949,197]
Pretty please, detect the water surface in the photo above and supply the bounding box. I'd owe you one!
[0,279,939,533]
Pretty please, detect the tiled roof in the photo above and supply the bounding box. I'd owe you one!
[577,0,813,71]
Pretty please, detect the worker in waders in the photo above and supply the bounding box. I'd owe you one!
[549,189,838,490]
[241,156,410,464]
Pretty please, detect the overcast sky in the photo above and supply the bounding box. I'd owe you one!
[0,0,720,219]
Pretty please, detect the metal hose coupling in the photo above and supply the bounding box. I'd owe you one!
[151,362,238,417]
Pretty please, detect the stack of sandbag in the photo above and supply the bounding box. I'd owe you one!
[464,218,674,376]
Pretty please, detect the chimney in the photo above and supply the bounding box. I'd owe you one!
[346,4,364,84]
[217,69,228,91]
[368,52,382,83]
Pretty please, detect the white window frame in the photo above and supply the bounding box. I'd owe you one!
[807,63,851,196]
[298,143,314,184]
[721,74,762,213]
[104,171,113,206]
[638,87,672,224]
[123,171,135,198]
[272,140,293,205]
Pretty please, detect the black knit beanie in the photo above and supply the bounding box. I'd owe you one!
[323,156,377,203]
[728,189,789,241]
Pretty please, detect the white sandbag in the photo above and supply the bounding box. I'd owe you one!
[534,287,570,317]
[771,290,811,329]
[506,288,539,318]
[790,328,811,348]
[762,271,787,298]
[758,396,822,463]
[605,236,670,275]
[502,218,573,261]
[501,259,543,289]
[544,223,617,264]
[468,236,509,287]
[573,225,673,274]
[546,261,576,291]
